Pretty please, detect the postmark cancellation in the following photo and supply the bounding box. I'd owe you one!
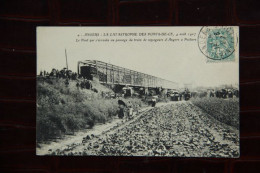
[198,26,239,62]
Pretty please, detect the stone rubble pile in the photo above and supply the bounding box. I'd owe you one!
[60,102,239,157]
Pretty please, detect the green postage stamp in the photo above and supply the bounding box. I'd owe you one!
[198,26,239,62]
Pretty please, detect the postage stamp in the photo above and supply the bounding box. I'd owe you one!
[198,26,238,62]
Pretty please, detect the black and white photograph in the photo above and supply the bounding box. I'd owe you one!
[36,27,239,157]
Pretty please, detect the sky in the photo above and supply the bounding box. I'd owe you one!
[37,27,239,88]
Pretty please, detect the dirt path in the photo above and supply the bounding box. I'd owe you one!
[37,101,239,157]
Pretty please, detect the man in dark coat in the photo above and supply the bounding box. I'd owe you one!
[118,100,126,119]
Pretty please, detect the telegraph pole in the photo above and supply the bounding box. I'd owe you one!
[65,49,68,70]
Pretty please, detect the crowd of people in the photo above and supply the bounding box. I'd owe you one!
[39,68,95,90]
[39,68,78,80]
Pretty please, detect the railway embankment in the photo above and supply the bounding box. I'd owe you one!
[36,78,146,142]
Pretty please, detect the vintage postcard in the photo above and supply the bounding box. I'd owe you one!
[36,27,239,157]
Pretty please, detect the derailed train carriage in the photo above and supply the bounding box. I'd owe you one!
[77,60,177,91]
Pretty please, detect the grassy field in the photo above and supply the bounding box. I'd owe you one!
[37,78,146,142]
[191,97,239,129]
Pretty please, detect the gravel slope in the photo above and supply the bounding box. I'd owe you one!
[40,101,239,157]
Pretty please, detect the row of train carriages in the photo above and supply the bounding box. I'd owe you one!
[77,60,180,104]
[77,60,239,101]
[77,60,177,89]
